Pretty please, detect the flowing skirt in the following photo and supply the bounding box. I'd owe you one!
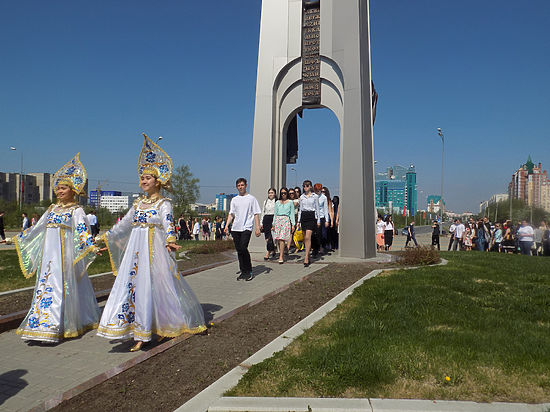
[273,215,292,242]
[98,227,206,342]
[17,227,99,342]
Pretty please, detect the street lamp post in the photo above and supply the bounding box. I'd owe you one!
[437,128,445,220]
[10,147,23,210]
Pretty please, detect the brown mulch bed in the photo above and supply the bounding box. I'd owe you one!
[0,253,233,316]
[52,261,396,412]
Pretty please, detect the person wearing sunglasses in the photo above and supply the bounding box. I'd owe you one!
[297,180,320,267]
[272,187,296,263]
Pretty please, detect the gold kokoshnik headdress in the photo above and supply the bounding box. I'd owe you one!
[53,153,87,196]
[138,133,173,186]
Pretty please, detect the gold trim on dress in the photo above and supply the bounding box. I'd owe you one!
[14,237,36,279]
[96,323,206,340]
[47,223,72,230]
[73,244,101,265]
[148,226,155,274]
[102,234,118,277]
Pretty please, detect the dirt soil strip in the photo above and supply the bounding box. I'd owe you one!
[0,253,234,317]
[47,261,395,412]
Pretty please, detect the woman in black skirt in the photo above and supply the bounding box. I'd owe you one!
[298,180,320,267]
[384,215,395,251]
[260,188,277,260]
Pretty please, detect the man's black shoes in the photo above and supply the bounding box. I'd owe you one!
[245,272,254,281]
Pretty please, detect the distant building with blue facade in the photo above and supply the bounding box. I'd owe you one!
[375,165,417,215]
[216,193,237,212]
[89,190,122,207]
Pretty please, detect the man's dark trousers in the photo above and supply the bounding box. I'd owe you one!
[232,230,252,275]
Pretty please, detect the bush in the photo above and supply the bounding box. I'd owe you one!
[398,246,440,266]
[190,240,234,254]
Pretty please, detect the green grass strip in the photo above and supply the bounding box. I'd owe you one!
[227,252,550,403]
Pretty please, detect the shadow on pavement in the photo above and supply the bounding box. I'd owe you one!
[202,303,223,323]
[0,369,27,405]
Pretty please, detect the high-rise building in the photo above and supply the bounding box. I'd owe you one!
[509,156,549,211]
[375,164,417,215]
[216,193,237,212]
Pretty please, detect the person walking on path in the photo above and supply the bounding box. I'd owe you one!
[272,187,295,264]
[97,135,206,352]
[0,211,5,242]
[21,212,29,231]
[517,220,534,255]
[431,220,440,250]
[224,178,261,281]
[447,220,457,251]
[313,183,330,254]
[452,219,465,251]
[297,180,320,267]
[260,188,277,260]
[376,215,385,251]
[383,215,394,251]
[405,221,418,248]
[192,218,200,241]
[8,153,100,343]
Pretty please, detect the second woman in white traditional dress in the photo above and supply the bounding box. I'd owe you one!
[97,134,206,351]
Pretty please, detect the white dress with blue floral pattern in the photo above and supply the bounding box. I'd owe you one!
[15,205,99,342]
[97,198,206,342]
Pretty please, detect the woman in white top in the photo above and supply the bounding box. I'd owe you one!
[260,188,277,260]
[297,180,320,267]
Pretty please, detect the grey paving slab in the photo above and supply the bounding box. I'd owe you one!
[0,256,331,411]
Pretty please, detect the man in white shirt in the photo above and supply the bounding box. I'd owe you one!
[225,178,261,281]
[517,220,534,255]
[21,213,29,231]
[452,219,465,251]
[87,211,99,237]
[313,183,330,254]
[447,220,456,251]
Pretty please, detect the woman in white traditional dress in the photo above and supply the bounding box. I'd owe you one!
[8,154,99,343]
[97,134,206,352]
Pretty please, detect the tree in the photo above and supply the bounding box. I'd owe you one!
[171,165,200,213]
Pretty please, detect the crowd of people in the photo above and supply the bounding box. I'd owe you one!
[444,217,550,256]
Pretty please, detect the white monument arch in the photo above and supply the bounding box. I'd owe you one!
[249,0,376,258]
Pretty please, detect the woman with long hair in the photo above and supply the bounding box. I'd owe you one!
[331,196,340,250]
[383,215,394,251]
[322,187,334,252]
[298,180,320,267]
[272,187,295,264]
[260,188,277,260]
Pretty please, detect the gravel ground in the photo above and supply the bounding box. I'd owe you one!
[52,261,395,412]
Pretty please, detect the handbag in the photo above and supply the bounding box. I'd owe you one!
[294,229,304,242]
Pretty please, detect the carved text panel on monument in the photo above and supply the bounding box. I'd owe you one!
[302,1,321,106]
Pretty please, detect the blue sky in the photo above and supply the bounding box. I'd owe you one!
[1,1,549,212]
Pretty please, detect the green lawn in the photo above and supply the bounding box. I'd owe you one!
[227,252,550,403]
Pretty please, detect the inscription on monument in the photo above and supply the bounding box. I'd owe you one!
[302,0,321,105]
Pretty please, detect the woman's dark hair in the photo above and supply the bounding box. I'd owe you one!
[333,196,340,207]
[302,180,312,187]
[279,186,289,200]
[385,215,392,222]
[294,187,301,196]
[322,187,331,201]
[267,187,277,196]
[236,177,247,186]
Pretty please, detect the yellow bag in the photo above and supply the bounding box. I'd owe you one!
[293,229,305,251]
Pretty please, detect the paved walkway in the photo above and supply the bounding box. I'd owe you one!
[0,251,388,411]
